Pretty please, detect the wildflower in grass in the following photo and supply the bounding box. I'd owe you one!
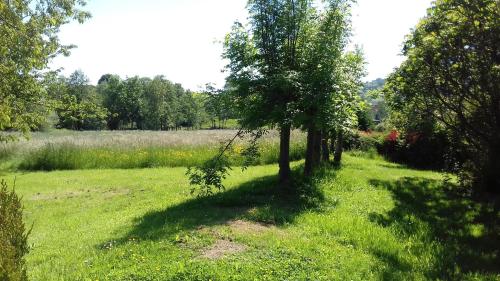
[232,144,244,154]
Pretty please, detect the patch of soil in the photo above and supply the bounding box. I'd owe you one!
[227,219,274,233]
[30,188,130,200]
[200,239,247,260]
[30,190,87,200]
[102,188,130,198]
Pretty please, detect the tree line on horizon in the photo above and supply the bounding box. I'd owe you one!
[44,70,237,131]
[21,68,383,133]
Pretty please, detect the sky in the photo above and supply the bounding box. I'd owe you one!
[50,0,432,90]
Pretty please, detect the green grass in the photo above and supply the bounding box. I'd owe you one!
[1,129,307,171]
[16,141,306,171]
[4,153,498,280]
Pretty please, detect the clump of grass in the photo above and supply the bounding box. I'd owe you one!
[348,148,382,160]
[0,144,17,161]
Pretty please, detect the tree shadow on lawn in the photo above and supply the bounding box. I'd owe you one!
[109,166,333,245]
[369,177,499,280]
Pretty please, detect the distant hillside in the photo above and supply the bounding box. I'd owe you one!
[360,78,387,124]
[361,78,385,96]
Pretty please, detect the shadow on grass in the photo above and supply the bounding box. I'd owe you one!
[369,177,499,279]
[108,166,332,245]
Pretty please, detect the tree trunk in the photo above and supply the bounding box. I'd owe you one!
[329,131,336,160]
[312,129,322,167]
[279,123,292,186]
[321,131,330,162]
[334,130,344,164]
[484,141,500,194]
[304,123,316,177]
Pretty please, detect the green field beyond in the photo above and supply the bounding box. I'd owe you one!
[4,154,498,280]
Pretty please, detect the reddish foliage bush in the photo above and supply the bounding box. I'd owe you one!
[385,130,399,142]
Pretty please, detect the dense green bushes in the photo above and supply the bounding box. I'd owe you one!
[0,180,30,281]
[343,130,450,170]
[384,0,499,192]
[343,131,384,152]
[379,131,450,170]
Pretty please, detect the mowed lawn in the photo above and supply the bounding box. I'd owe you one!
[5,154,499,280]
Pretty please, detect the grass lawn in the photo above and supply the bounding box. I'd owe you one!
[4,154,499,280]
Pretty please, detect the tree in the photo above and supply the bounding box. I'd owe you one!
[384,0,500,193]
[120,77,144,129]
[141,76,167,130]
[204,85,234,129]
[224,0,312,186]
[188,0,362,195]
[47,72,108,130]
[0,0,90,142]
[330,50,366,164]
[98,75,123,130]
[298,0,356,175]
[67,70,91,102]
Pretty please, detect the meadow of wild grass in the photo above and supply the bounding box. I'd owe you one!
[5,153,498,280]
[0,130,307,171]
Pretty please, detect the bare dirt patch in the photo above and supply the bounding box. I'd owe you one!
[201,239,247,260]
[31,190,87,200]
[102,188,130,198]
[227,219,274,234]
[30,188,130,201]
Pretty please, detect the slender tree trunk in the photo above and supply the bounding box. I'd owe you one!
[304,123,316,177]
[279,123,292,186]
[485,141,500,194]
[334,130,344,164]
[486,97,500,194]
[312,129,322,167]
[329,131,336,160]
[321,131,330,162]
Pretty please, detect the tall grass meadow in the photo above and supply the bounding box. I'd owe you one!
[7,130,306,171]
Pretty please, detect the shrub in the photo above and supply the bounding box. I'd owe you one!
[0,180,30,281]
[380,130,450,170]
[343,131,384,152]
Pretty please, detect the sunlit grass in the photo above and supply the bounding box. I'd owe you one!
[5,153,497,280]
[2,130,306,171]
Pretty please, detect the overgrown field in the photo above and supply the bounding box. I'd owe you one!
[0,130,306,171]
[3,153,498,280]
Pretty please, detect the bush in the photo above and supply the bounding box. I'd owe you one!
[0,180,30,281]
[343,131,384,152]
[380,130,450,170]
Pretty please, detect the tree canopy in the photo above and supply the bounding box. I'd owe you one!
[384,0,499,192]
[0,0,90,141]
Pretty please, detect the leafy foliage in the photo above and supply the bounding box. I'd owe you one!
[186,129,269,196]
[48,71,108,130]
[44,73,221,131]
[0,180,30,281]
[384,0,500,192]
[0,0,90,142]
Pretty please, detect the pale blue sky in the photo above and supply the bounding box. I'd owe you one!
[50,0,432,90]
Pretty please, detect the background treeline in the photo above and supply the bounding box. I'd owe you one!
[45,71,237,131]
[45,69,385,133]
